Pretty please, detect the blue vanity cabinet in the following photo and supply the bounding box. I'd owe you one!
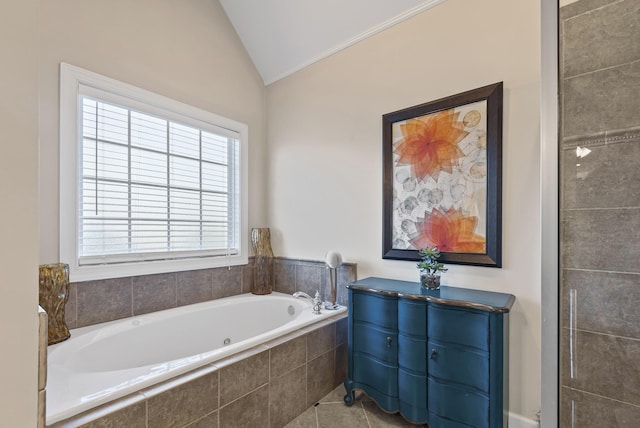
[343,277,514,428]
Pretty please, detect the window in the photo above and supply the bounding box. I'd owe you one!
[60,63,248,281]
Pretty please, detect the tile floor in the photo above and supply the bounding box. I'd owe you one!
[284,385,428,427]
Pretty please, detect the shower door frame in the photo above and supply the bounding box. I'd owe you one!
[540,0,559,427]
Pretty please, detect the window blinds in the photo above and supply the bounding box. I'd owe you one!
[78,94,240,266]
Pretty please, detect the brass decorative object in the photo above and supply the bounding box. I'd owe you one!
[251,228,273,295]
[39,263,71,345]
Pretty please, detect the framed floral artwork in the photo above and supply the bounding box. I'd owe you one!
[382,82,502,267]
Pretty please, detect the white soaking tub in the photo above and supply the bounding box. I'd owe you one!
[47,291,346,424]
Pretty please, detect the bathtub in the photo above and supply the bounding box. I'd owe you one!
[46,291,346,425]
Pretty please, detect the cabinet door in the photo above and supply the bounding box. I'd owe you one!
[428,378,489,427]
[427,340,489,392]
[428,305,489,351]
[352,291,397,329]
[353,323,397,364]
[352,352,399,412]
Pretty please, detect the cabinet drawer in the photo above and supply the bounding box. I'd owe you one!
[428,413,474,428]
[353,354,398,398]
[398,298,427,336]
[353,323,397,364]
[428,305,489,351]
[428,377,489,428]
[398,369,427,422]
[427,340,489,392]
[352,291,397,329]
[398,334,427,374]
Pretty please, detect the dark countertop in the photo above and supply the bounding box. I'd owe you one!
[347,277,515,313]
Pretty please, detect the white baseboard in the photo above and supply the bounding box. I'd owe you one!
[509,412,539,428]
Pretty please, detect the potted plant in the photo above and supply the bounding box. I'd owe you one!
[417,246,448,289]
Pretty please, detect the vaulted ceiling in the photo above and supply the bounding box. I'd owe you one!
[218,0,446,85]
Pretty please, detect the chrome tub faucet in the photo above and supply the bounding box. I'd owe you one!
[293,291,322,315]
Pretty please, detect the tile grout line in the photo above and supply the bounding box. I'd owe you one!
[564,57,640,81]
[562,267,640,276]
[562,385,640,409]
[360,401,373,428]
[561,325,640,342]
[562,0,625,23]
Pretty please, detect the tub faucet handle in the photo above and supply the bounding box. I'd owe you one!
[312,291,322,315]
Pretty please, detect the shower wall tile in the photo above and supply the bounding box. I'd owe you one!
[561,137,640,209]
[563,0,640,78]
[132,272,177,316]
[146,371,218,428]
[561,386,640,427]
[219,385,269,428]
[561,207,640,273]
[274,259,296,295]
[560,0,619,20]
[563,60,640,137]
[177,269,212,306]
[561,328,640,405]
[219,350,269,406]
[306,350,335,407]
[76,278,132,327]
[269,365,307,428]
[269,335,306,379]
[561,0,640,414]
[561,269,640,338]
[211,266,242,299]
[65,282,77,329]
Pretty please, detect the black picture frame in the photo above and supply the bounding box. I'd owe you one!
[382,82,502,267]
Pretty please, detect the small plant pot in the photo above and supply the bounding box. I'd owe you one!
[421,274,441,290]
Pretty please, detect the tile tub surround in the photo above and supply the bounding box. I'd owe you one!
[64,258,357,329]
[273,258,357,307]
[560,0,640,424]
[47,314,348,428]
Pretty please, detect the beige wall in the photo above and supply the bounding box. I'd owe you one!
[38,0,267,264]
[0,0,40,425]
[267,0,541,421]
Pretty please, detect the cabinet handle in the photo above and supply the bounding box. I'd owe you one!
[386,337,393,348]
[430,348,438,359]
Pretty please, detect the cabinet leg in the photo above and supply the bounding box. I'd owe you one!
[343,379,355,406]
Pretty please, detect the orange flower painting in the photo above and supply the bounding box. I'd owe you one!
[410,208,486,253]
[383,83,502,266]
[393,109,468,182]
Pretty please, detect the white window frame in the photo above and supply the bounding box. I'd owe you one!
[60,63,248,282]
